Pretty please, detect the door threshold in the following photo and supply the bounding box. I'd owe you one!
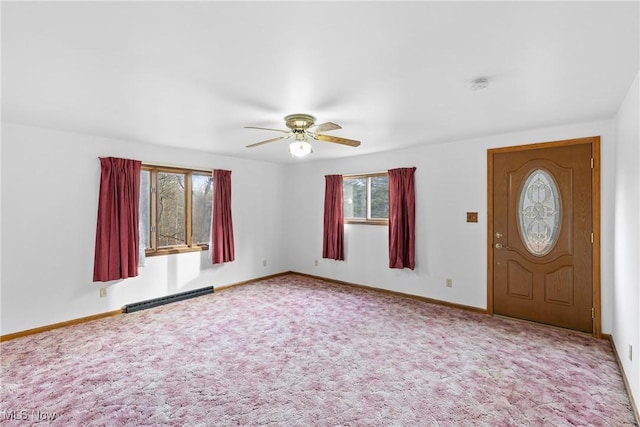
[493,314,595,338]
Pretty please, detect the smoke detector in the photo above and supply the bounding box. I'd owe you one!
[467,77,490,91]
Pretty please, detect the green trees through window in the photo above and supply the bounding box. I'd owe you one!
[140,165,213,256]
[157,171,187,247]
[343,173,389,224]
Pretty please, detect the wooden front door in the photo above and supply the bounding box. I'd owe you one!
[489,137,599,334]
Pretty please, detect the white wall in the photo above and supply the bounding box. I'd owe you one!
[0,123,287,335]
[285,120,617,330]
[613,71,639,410]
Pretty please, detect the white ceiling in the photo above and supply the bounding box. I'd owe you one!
[2,1,638,164]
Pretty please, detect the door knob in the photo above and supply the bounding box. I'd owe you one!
[495,243,505,249]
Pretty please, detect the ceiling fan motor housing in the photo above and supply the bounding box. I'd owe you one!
[285,114,316,130]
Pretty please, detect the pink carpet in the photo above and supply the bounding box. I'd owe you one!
[1,274,636,426]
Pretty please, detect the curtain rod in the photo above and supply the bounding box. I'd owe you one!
[343,170,388,178]
[141,161,213,174]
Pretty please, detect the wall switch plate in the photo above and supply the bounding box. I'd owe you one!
[629,344,633,361]
[99,287,107,298]
[466,212,478,223]
[446,278,453,288]
[263,259,267,267]
[314,260,319,267]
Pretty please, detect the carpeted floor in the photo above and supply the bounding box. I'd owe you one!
[1,274,636,426]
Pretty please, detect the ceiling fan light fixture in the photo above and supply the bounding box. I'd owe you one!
[289,140,312,158]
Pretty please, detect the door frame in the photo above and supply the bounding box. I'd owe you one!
[487,136,601,337]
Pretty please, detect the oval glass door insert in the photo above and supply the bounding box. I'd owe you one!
[518,169,561,256]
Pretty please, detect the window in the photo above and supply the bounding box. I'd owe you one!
[140,165,213,256]
[343,172,389,224]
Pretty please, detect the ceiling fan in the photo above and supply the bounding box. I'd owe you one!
[245,113,361,158]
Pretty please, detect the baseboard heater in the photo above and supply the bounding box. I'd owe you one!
[123,286,214,313]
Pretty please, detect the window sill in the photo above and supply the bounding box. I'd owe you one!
[145,245,209,257]
[345,219,389,226]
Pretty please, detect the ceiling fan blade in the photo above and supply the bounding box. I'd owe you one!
[308,122,342,133]
[315,134,361,147]
[244,126,290,133]
[246,136,289,148]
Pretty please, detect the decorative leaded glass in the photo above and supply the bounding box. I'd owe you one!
[518,169,561,256]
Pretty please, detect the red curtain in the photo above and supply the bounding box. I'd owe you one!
[322,175,345,260]
[211,169,235,264]
[93,157,142,282]
[388,167,416,270]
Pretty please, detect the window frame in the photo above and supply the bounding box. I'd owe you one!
[343,171,389,225]
[142,164,213,257]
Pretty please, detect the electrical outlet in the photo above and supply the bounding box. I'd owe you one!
[314,260,318,267]
[446,278,453,288]
[629,344,633,361]
[99,287,107,298]
[263,259,267,267]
